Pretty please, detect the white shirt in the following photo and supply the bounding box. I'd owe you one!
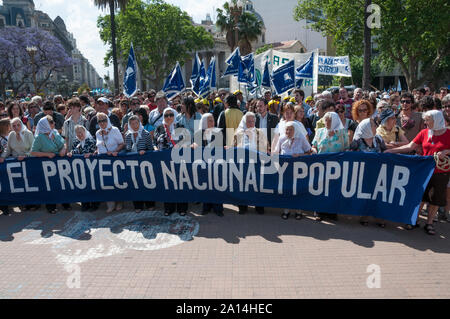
[96,127,124,154]
[275,135,311,156]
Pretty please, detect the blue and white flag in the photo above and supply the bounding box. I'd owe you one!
[162,62,186,96]
[193,60,206,96]
[199,57,216,98]
[190,53,201,87]
[261,60,271,88]
[238,53,255,84]
[317,55,352,77]
[271,60,295,95]
[397,79,402,92]
[296,52,314,79]
[223,47,241,77]
[123,43,137,98]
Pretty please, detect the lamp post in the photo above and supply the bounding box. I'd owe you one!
[26,46,38,94]
[229,0,244,51]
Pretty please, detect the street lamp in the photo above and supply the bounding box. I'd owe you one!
[26,46,38,94]
[229,0,244,50]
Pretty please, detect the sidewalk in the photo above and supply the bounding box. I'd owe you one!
[0,202,448,299]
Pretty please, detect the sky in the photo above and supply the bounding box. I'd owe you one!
[29,0,228,79]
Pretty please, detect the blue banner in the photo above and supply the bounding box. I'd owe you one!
[0,150,434,225]
[296,52,314,79]
[223,47,241,77]
[271,60,295,95]
[123,44,137,98]
[199,57,216,98]
[162,62,186,96]
[193,60,206,96]
[238,53,255,84]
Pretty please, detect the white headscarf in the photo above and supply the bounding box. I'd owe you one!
[238,112,257,131]
[162,107,176,135]
[424,110,446,137]
[324,112,344,132]
[11,117,29,140]
[285,121,302,139]
[35,117,56,139]
[278,119,308,138]
[200,113,214,130]
[354,118,374,140]
[127,117,144,152]
[75,125,93,148]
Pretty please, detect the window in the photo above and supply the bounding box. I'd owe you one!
[16,15,25,28]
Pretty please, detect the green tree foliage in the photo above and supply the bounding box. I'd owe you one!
[77,83,91,96]
[97,0,214,89]
[294,0,450,90]
[216,0,264,55]
[255,44,273,55]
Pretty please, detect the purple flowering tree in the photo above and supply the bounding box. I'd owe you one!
[0,26,74,98]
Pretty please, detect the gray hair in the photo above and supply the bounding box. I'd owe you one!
[442,94,450,105]
[322,91,332,99]
[376,100,389,110]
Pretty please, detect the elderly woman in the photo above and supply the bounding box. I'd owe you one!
[95,112,125,214]
[31,116,69,214]
[376,109,409,149]
[273,121,312,220]
[234,112,268,215]
[125,115,155,213]
[0,118,11,216]
[312,112,349,154]
[311,112,349,221]
[67,125,97,212]
[271,103,308,151]
[154,108,188,216]
[350,118,387,227]
[386,110,450,235]
[192,113,224,217]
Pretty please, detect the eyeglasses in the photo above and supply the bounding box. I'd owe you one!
[0,113,7,118]
[164,113,174,118]
[358,108,368,113]
[98,119,108,123]
[401,100,412,104]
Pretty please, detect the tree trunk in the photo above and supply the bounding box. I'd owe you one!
[362,0,372,91]
[110,0,120,96]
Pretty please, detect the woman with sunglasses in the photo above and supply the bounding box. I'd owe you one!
[335,103,356,141]
[349,100,374,141]
[396,92,424,143]
[95,112,125,214]
[154,108,188,216]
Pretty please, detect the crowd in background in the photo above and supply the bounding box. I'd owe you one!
[1,85,450,236]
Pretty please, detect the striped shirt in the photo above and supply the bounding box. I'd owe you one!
[125,129,154,152]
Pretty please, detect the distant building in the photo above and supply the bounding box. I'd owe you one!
[0,0,102,94]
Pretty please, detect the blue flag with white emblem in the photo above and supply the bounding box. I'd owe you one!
[223,47,241,77]
[190,52,201,87]
[238,53,255,84]
[123,44,137,98]
[271,60,295,95]
[162,62,186,97]
[200,57,216,98]
[296,52,314,79]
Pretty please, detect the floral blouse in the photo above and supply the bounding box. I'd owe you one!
[71,137,97,155]
[312,128,349,154]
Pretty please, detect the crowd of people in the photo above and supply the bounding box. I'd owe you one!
[1,85,450,236]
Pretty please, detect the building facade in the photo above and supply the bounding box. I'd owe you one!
[0,0,102,95]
